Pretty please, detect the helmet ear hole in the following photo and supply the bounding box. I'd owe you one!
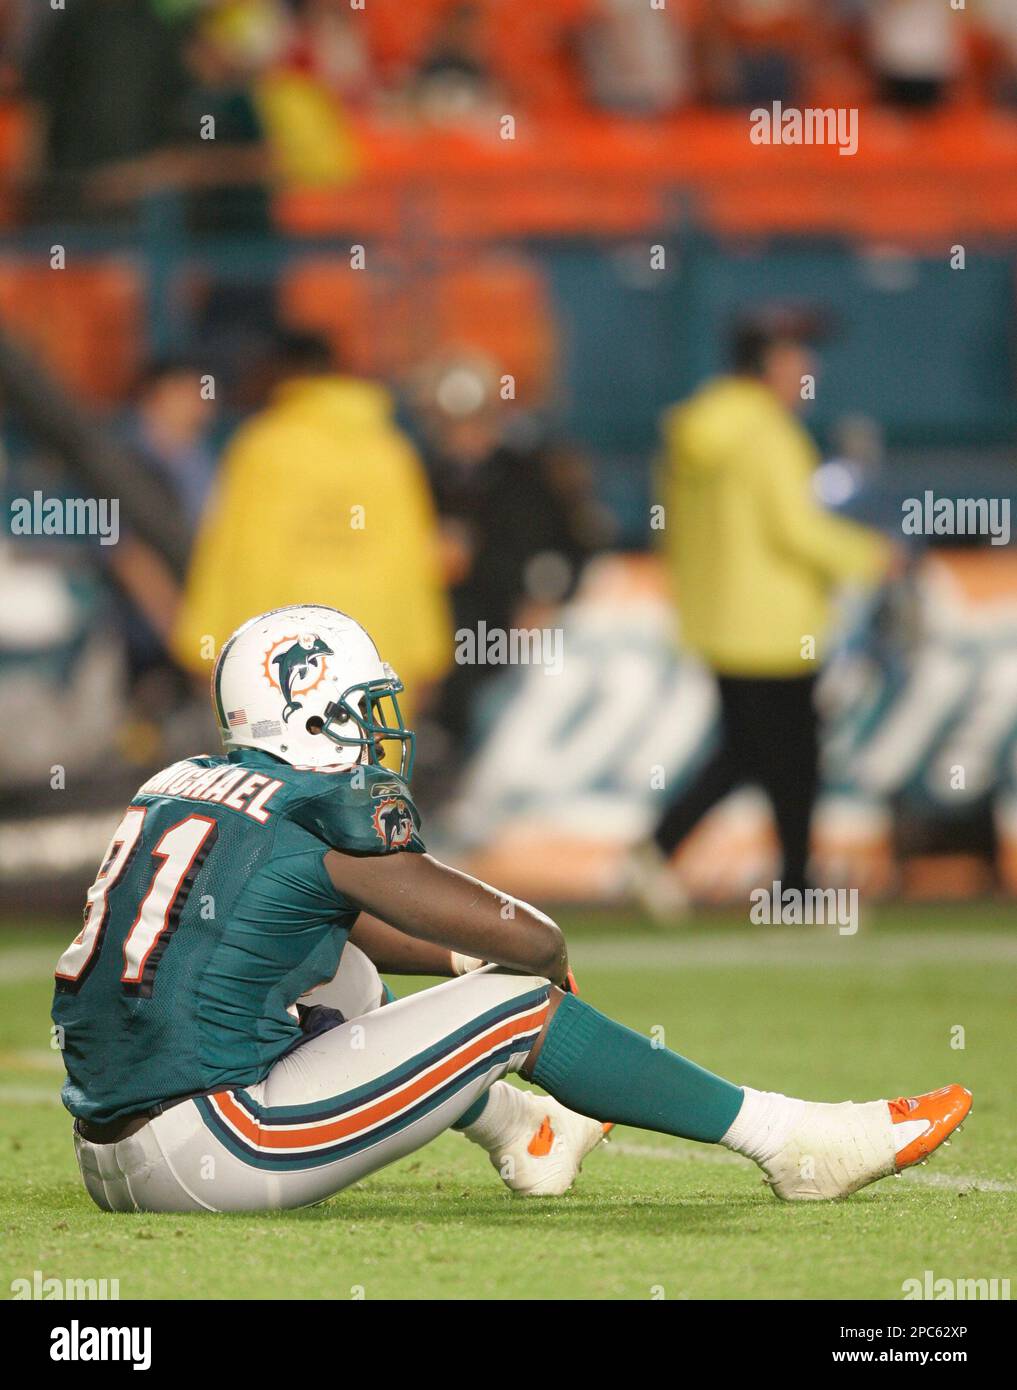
[323,699,350,726]
[305,716,324,735]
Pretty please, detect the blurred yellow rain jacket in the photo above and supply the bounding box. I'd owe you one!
[254,71,360,187]
[173,377,452,717]
[660,376,889,676]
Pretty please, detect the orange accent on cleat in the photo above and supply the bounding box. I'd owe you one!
[890,1084,972,1171]
[527,1116,556,1157]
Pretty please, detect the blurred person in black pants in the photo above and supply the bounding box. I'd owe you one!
[631,315,895,915]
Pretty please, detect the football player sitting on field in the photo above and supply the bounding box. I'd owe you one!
[53,606,971,1213]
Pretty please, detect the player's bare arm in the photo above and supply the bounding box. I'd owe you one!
[348,910,458,976]
[328,849,568,985]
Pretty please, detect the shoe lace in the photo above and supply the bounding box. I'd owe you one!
[888,1096,918,1119]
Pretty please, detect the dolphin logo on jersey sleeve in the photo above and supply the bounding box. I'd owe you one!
[371,797,415,850]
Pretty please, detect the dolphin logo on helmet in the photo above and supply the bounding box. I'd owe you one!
[271,634,333,723]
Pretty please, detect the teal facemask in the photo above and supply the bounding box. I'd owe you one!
[321,677,415,782]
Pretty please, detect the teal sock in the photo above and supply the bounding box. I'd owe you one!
[531,994,743,1143]
[451,1092,489,1130]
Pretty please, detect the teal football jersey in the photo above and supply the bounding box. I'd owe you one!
[52,750,425,1124]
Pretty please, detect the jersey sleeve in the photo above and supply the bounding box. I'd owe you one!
[287,768,426,857]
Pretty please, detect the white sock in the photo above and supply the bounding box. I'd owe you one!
[459,1082,532,1153]
[721,1086,807,1166]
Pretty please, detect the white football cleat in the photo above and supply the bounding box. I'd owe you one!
[761,1085,972,1201]
[621,840,690,921]
[490,1093,610,1197]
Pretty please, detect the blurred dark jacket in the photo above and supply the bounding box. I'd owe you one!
[427,439,602,637]
[25,0,190,179]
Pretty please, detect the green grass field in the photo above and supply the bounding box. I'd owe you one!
[2,906,1014,1301]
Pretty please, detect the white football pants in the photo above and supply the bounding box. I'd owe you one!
[73,946,550,1213]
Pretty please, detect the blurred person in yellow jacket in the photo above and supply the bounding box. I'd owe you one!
[635,316,895,913]
[173,333,452,737]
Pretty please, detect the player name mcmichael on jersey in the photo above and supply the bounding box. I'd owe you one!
[136,758,285,824]
[133,751,426,854]
[52,751,425,1125]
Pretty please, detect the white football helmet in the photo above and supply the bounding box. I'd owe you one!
[211,605,414,777]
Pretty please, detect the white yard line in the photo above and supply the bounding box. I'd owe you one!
[0,946,63,983]
[899,1171,1017,1193]
[608,1138,744,1166]
[0,1048,65,1073]
[569,932,1017,970]
[3,932,1015,985]
[605,1138,1017,1191]
[0,1084,62,1106]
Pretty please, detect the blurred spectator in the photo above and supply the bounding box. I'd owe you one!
[0,0,46,93]
[631,314,893,912]
[578,0,691,116]
[414,353,608,743]
[256,0,364,186]
[177,1,360,215]
[178,7,276,233]
[864,0,962,109]
[409,1,501,126]
[20,0,192,220]
[91,356,216,712]
[284,0,373,105]
[700,0,811,107]
[20,0,304,226]
[173,331,452,731]
[981,0,1017,107]
[123,359,218,528]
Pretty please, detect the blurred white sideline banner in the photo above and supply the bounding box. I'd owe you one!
[448,551,1017,903]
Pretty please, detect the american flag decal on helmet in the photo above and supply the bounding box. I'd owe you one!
[227,709,248,728]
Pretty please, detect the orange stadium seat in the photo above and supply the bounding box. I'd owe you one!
[360,0,456,80]
[481,0,590,113]
[279,257,412,378]
[429,258,556,401]
[281,253,555,400]
[282,103,1017,243]
[0,260,142,403]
